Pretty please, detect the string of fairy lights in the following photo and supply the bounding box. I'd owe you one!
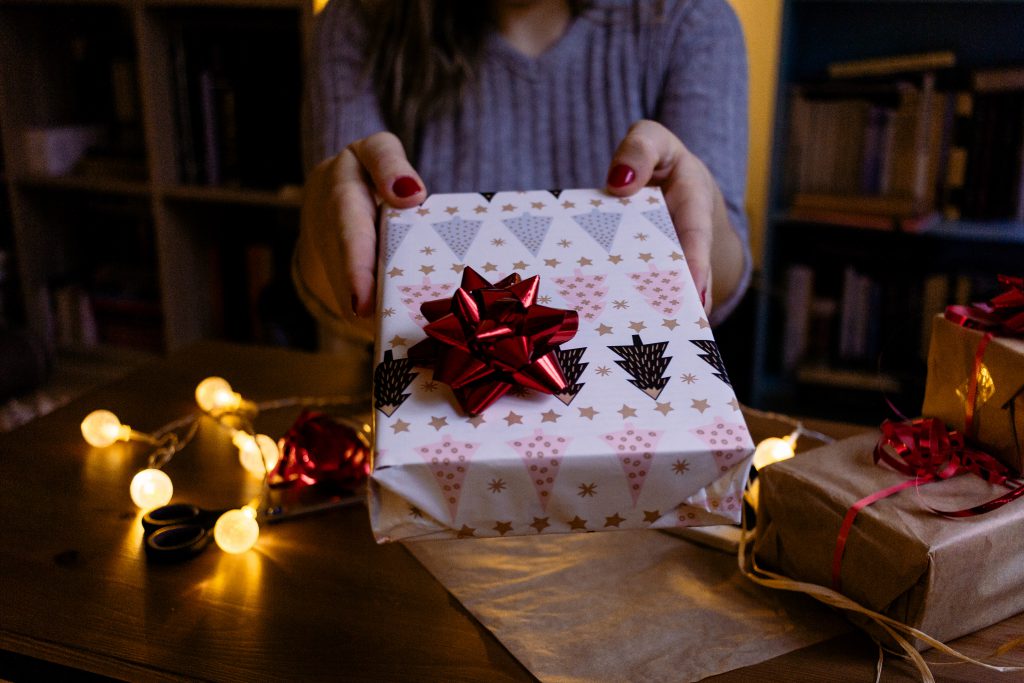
[80,377,367,555]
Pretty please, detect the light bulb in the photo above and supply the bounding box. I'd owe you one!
[752,436,796,471]
[214,508,260,554]
[81,410,132,448]
[130,468,173,509]
[234,432,280,476]
[195,377,242,413]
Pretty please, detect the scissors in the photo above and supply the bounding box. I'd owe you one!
[141,503,227,563]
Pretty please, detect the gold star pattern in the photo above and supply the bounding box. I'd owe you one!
[491,238,505,246]
[531,201,546,210]
[445,206,458,215]
[429,416,449,430]
[488,478,507,493]
[420,246,435,255]
[558,238,572,248]
[481,262,498,273]
[386,267,404,278]
[512,260,529,270]
[680,373,698,384]
[467,414,486,428]
[504,411,523,425]
[695,317,710,330]
[613,299,629,310]
[386,209,400,218]
[618,197,632,205]
[672,459,690,475]
[670,251,684,261]
[538,295,552,304]
[568,516,588,531]
[419,264,435,275]
[590,198,603,207]
[561,200,576,209]
[493,521,513,535]
[457,524,476,538]
[530,517,550,533]
[628,320,647,333]
[728,398,741,411]
[662,318,679,330]
[595,366,611,376]
[544,258,561,268]
[604,513,625,527]
[501,203,516,212]
[578,482,597,497]
[646,195,660,204]
[474,205,487,214]
[389,334,410,347]
[390,419,410,434]
[421,380,439,392]
[634,232,648,241]
[638,252,654,262]
[578,406,598,420]
[596,324,614,336]
[608,254,623,264]
[416,207,430,216]
[451,263,465,273]
[643,509,661,523]
[382,307,395,318]
[577,256,592,267]
[618,404,637,419]
[655,402,674,416]
[541,409,561,423]
[690,398,710,413]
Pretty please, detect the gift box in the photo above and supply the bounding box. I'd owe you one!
[754,431,1024,646]
[368,188,753,542]
[922,314,1024,474]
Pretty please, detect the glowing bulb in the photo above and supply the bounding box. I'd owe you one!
[130,469,173,509]
[81,410,132,448]
[214,508,260,554]
[752,436,796,471]
[233,432,280,476]
[195,377,242,413]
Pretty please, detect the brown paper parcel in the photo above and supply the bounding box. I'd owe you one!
[754,431,1024,646]
[922,314,1024,473]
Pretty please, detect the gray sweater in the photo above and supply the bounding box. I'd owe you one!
[307,0,750,323]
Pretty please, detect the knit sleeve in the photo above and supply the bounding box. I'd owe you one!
[655,0,752,324]
[303,0,388,172]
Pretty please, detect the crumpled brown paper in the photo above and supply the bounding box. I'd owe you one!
[755,431,1024,648]
[407,529,848,682]
[922,314,1024,474]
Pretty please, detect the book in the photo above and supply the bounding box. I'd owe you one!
[783,264,814,372]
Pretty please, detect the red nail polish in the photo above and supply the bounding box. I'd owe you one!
[607,164,636,188]
[392,176,421,198]
[700,287,707,307]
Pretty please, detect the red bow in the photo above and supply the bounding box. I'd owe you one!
[408,268,578,416]
[945,274,1024,337]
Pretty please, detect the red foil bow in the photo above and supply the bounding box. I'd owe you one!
[945,274,1024,337]
[408,267,578,416]
[270,410,371,490]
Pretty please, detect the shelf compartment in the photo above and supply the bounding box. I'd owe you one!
[161,184,302,208]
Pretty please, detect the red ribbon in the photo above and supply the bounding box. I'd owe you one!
[945,274,1024,338]
[270,410,371,490]
[831,418,1024,591]
[408,267,578,416]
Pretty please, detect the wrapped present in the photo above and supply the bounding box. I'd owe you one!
[368,189,753,542]
[753,430,1024,646]
[922,307,1024,474]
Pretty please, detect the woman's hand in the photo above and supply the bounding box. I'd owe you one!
[296,132,427,328]
[604,120,744,317]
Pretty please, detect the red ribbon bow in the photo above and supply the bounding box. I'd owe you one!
[408,267,578,416]
[945,274,1024,337]
[831,418,1024,591]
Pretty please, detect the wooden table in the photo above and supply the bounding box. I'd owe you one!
[0,342,1020,681]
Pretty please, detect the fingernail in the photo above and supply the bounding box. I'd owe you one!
[351,294,360,316]
[700,287,707,307]
[392,176,421,198]
[607,164,636,188]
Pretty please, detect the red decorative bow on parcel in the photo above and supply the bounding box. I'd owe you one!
[408,268,578,416]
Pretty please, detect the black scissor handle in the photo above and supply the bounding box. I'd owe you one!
[144,523,213,563]
[142,503,203,533]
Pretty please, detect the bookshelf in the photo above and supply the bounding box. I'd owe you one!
[0,0,316,358]
[751,0,1024,425]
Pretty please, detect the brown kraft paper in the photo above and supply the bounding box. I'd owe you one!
[922,314,1024,474]
[754,431,1024,647]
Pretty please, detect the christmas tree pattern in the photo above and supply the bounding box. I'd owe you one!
[431,215,483,260]
[416,435,480,522]
[690,339,731,386]
[689,417,751,475]
[502,212,553,256]
[608,335,672,401]
[374,350,419,417]
[642,207,678,244]
[572,208,623,252]
[629,267,687,316]
[382,222,413,267]
[553,346,587,405]
[398,278,455,325]
[601,423,664,506]
[509,429,571,512]
[551,269,608,321]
